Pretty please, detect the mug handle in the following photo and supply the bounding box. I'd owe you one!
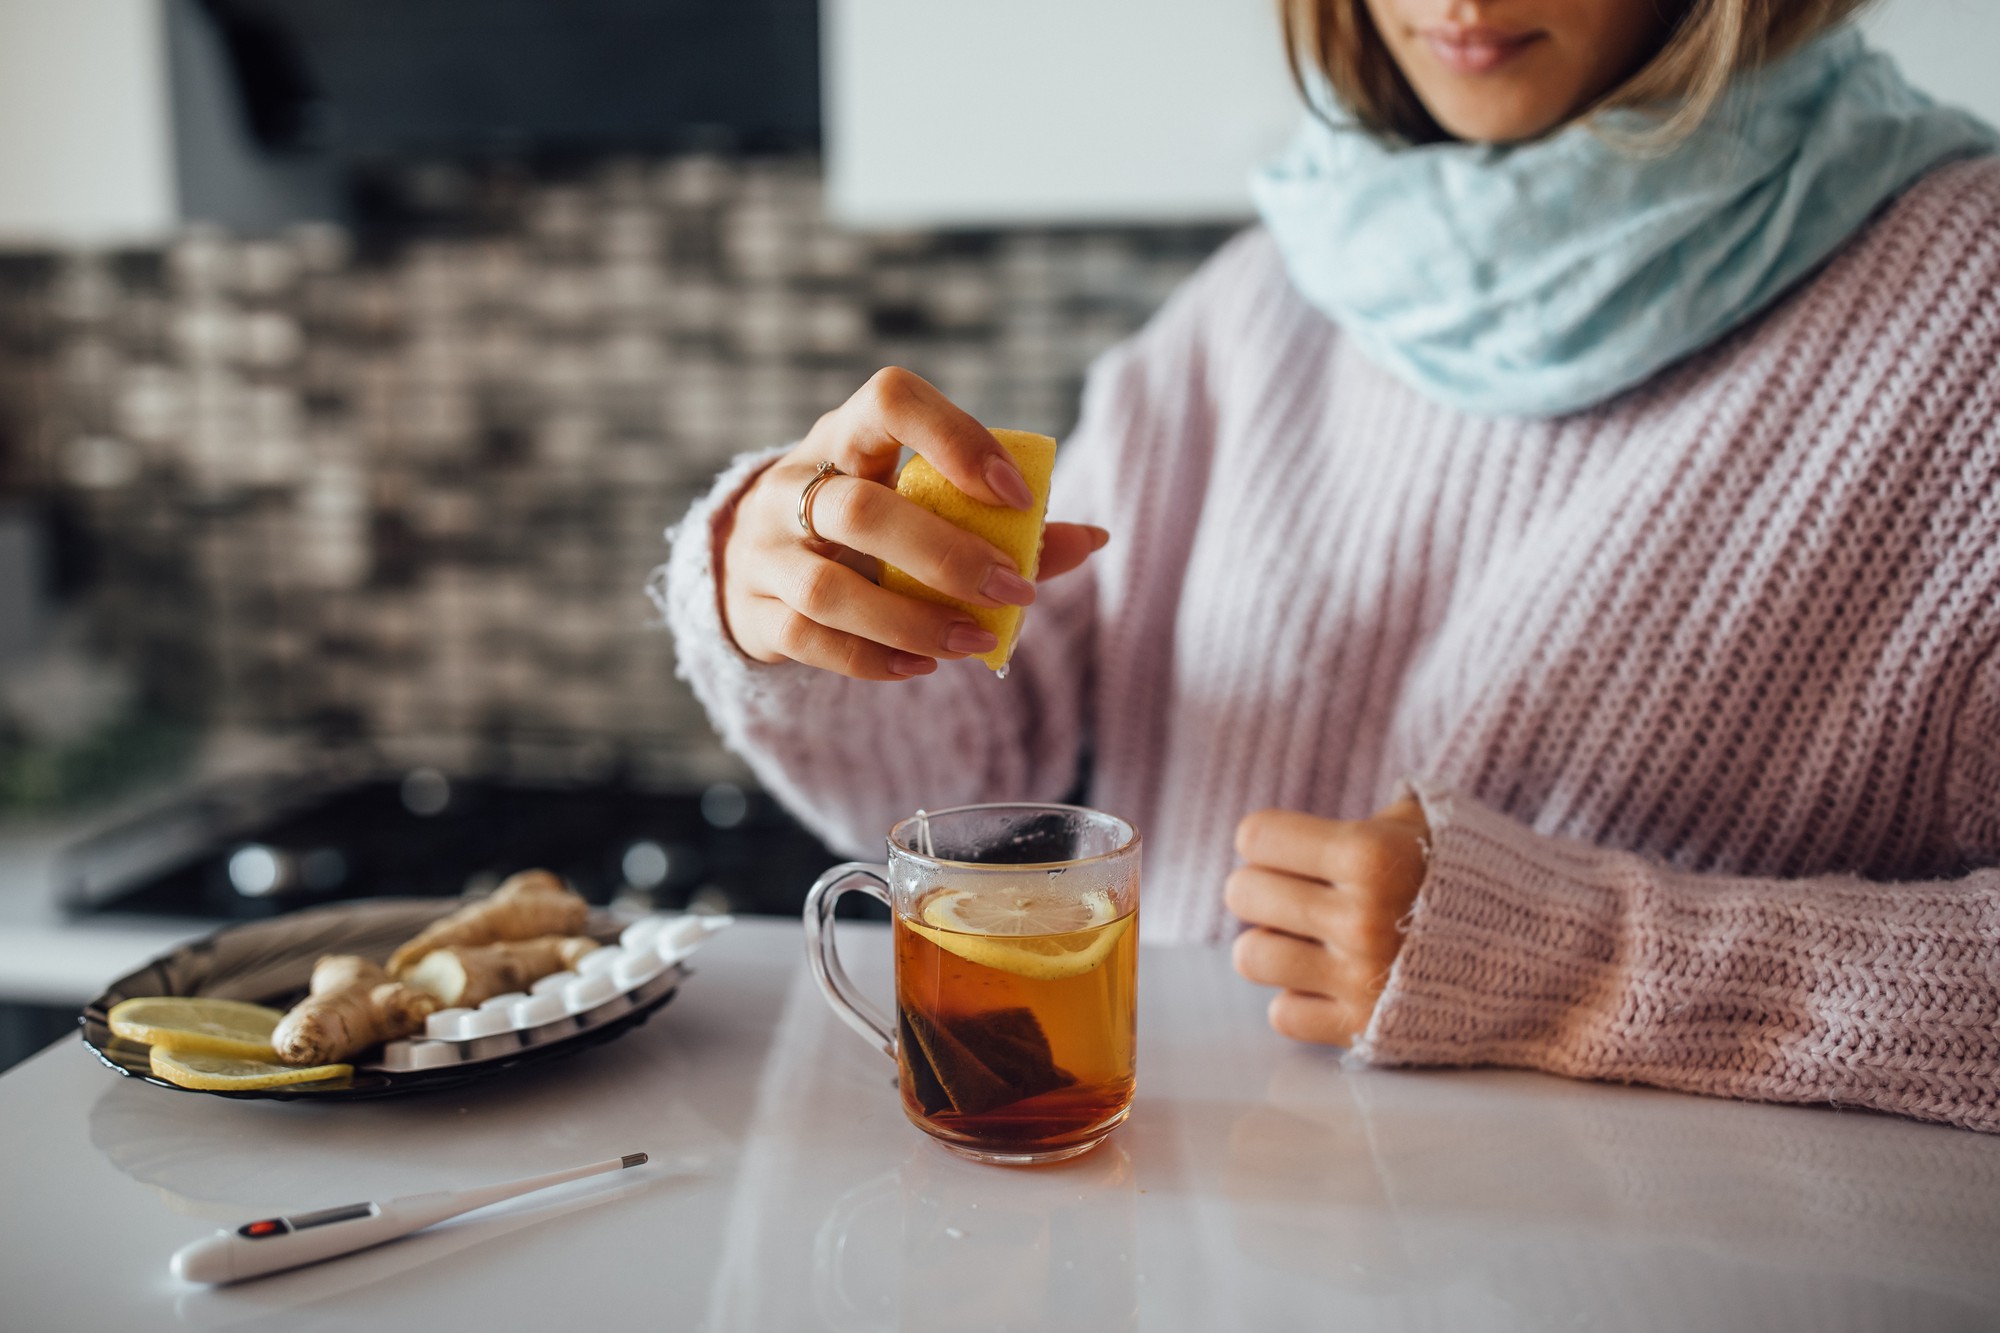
[803,862,897,1059]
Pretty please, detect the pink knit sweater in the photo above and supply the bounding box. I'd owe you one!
[658,158,2000,1134]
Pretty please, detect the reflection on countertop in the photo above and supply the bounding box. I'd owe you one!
[706,927,2000,1331]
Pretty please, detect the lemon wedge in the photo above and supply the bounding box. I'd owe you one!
[880,428,1056,673]
[149,1048,353,1091]
[108,996,286,1060]
[906,887,1131,981]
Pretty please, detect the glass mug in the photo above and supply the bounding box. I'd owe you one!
[805,803,1141,1165]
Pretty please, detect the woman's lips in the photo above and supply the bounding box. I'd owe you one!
[1421,25,1542,75]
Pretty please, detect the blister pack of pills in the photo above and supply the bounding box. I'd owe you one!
[370,912,731,1072]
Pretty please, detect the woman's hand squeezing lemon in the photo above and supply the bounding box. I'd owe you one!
[717,367,1110,681]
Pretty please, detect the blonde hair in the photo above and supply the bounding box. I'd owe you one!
[1281,0,1875,145]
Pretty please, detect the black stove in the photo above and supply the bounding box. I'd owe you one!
[60,772,847,923]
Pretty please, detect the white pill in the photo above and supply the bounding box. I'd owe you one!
[620,915,667,953]
[613,950,664,991]
[380,1040,419,1070]
[530,970,578,997]
[660,913,732,963]
[463,1032,520,1061]
[564,972,621,1015]
[577,945,624,978]
[425,1008,474,1041]
[654,917,702,963]
[510,992,568,1029]
[479,991,528,1012]
[627,964,680,1004]
[405,1040,457,1070]
[459,1008,513,1040]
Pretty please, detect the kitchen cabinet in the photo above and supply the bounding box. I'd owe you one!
[0,0,336,246]
[0,0,176,246]
[823,0,1300,226]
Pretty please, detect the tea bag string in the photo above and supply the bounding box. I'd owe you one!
[914,809,934,858]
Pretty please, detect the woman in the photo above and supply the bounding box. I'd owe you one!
[656,1,2000,1132]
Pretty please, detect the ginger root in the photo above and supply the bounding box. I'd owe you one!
[272,955,438,1065]
[403,935,601,1008]
[387,870,589,977]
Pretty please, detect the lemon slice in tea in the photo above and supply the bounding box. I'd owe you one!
[149,1048,353,1092]
[108,996,285,1060]
[910,887,1130,981]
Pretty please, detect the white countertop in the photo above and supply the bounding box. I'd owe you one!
[2,916,1997,1331]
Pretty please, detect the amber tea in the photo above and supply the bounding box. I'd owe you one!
[895,883,1137,1160]
[806,803,1142,1165]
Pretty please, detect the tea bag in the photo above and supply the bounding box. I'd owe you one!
[900,1007,1074,1117]
[970,811,1077,864]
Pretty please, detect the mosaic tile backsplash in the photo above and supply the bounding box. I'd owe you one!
[0,156,1231,786]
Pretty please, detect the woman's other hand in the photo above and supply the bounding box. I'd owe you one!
[716,367,1110,680]
[1228,795,1430,1046]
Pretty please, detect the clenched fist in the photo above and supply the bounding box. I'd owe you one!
[1228,795,1430,1047]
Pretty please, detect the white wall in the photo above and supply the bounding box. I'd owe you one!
[0,0,176,247]
[826,0,2000,229]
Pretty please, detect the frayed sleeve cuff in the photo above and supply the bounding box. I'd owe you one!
[1353,781,1624,1070]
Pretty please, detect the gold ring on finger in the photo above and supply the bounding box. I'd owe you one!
[797,461,845,543]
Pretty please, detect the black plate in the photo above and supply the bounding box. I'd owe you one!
[79,898,682,1100]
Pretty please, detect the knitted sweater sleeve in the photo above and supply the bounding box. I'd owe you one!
[1359,776,2000,1134]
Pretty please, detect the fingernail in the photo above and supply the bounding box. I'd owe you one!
[945,623,1000,655]
[888,652,934,677]
[1087,527,1111,550]
[984,456,1035,510]
[981,565,1036,606]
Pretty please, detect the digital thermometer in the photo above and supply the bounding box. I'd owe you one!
[170,1152,648,1285]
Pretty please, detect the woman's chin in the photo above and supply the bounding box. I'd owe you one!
[1418,94,1577,145]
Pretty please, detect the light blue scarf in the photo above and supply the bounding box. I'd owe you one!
[1251,28,1996,418]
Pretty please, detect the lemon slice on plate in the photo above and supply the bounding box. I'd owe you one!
[906,886,1130,981]
[149,1048,353,1091]
[108,996,285,1060]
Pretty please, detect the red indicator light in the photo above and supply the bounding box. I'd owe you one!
[242,1219,285,1238]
